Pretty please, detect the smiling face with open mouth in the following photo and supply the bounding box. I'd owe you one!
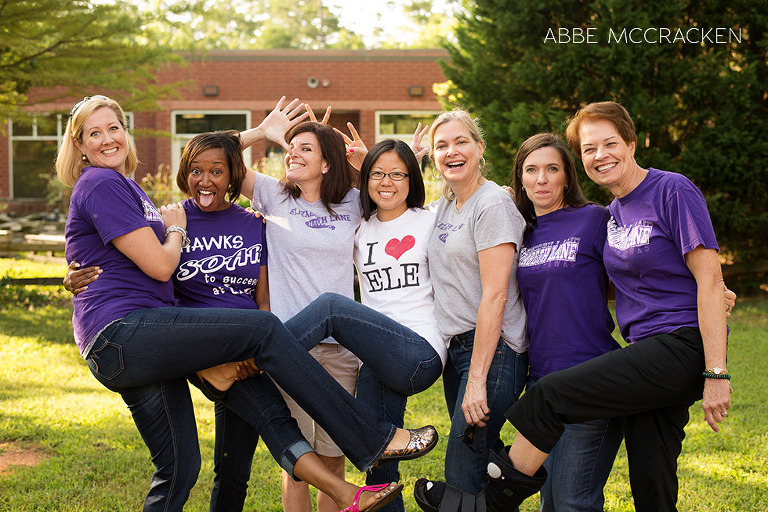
[284,131,329,191]
[75,106,128,174]
[431,119,485,188]
[188,148,231,212]
[578,119,640,197]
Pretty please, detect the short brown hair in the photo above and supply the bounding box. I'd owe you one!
[176,130,247,202]
[565,101,637,157]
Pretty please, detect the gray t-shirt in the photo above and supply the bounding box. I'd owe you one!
[427,180,528,353]
[252,173,361,343]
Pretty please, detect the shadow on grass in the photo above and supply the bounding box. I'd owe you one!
[0,299,74,346]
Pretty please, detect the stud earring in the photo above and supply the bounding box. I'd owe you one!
[82,155,87,161]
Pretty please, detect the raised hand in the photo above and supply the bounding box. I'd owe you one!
[336,122,368,170]
[411,122,430,161]
[305,103,332,124]
[245,97,309,152]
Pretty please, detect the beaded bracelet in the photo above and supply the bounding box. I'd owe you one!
[702,371,731,380]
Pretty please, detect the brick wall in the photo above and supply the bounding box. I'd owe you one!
[1,49,448,212]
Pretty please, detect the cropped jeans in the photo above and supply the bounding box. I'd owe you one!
[442,330,528,494]
[527,376,625,512]
[84,306,396,512]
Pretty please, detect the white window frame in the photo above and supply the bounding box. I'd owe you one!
[171,110,252,177]
[374,110,442,143]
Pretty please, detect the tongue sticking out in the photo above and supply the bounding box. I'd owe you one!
[199,192,215,208]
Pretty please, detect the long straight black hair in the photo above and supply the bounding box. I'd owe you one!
[359,139,425,221]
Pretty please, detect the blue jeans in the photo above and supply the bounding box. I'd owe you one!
[528,376,625,512]
[285,292,445,512]
[209,402,259,512]
[442,331,528,494]
[85,307,396,512]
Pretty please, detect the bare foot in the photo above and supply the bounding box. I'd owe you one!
[197,362,238,392]
[340,483,402,512]
[385,429,411,452]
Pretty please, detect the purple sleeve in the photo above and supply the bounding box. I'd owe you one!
[84,178,153,245]
[665,183,719,257]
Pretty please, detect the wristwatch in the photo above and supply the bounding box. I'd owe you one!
[702,367,731,380]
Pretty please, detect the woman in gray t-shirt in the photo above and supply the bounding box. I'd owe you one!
[424,109,528,494]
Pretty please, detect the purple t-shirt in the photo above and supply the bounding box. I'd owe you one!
[65,167,175,357]
[604,167,719,342]
[518,204,619,378]
[173,199,267,309]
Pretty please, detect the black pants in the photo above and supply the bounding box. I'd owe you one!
[507,327,706,512]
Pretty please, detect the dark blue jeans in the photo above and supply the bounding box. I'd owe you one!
[442,331,528,494]
[212,293,444,512]
[528,376,624,512]
[287,293,444,512]
[85,307,396,512]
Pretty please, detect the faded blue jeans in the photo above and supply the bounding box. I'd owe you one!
[528,376,625,512]
[84,306,396,512]
[442,331,528,494]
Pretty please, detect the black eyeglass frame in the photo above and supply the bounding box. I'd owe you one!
[368,171,410,181]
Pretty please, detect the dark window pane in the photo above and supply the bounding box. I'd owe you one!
[175,114,247,134]
[36,114,59,136]
[12,140,57,198]
[13,120,34,136]
[379,114,436,135]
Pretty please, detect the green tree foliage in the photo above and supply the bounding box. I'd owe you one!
[0,0,176,121]
[140,0,365,50]
[442,0,768,263]
[374,0,459,49]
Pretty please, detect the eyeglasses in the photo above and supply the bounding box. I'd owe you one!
[369,171,409,181]
[69,95,110,118]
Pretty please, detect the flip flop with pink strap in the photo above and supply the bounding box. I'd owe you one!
[339,482,404,512]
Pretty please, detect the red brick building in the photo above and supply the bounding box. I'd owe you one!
[2,49,448,213]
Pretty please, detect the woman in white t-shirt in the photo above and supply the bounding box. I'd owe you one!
[284,139,447,512]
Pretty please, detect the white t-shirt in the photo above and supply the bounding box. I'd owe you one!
[252,173,361,344]
[354,208,448,366]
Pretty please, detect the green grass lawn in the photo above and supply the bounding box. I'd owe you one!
[1,258,767,511]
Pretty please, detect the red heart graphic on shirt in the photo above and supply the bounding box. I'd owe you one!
[385,236,415,260]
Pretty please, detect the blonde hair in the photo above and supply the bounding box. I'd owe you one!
[56,97,138,187]
[428,109,486,200]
